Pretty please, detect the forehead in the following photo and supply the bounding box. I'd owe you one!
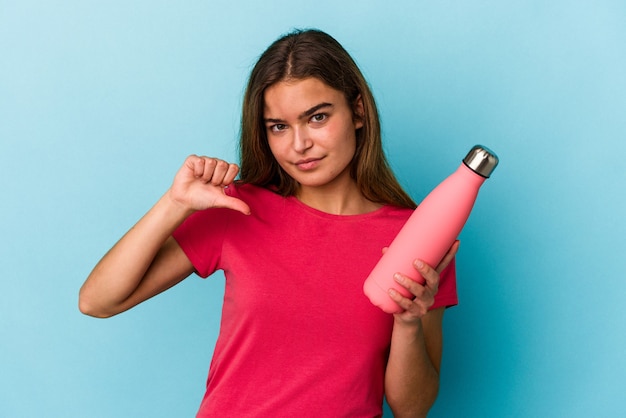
[263,77,347,116]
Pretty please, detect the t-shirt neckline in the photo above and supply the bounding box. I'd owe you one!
[286,195,395,220]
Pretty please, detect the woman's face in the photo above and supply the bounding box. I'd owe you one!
[263,77,363,193]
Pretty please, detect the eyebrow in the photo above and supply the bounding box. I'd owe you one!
[264,102,334,124]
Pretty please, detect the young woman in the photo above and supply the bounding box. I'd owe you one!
[79,29,459,418]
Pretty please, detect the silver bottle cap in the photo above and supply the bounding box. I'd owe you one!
[463,145,499,178]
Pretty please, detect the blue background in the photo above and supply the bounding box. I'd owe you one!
[1,1,625,417]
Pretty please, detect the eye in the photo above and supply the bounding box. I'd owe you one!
[269,123,287,133]
[310,113,327,123]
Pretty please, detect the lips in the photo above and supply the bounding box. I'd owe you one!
[295,157,323,171]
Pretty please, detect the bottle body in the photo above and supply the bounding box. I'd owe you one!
[363,163,487,313]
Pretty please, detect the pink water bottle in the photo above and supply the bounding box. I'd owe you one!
[364,145,499,313]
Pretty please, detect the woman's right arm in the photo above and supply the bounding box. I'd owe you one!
[78,155,251,318]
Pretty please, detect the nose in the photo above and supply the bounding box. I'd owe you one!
[293,127,313,154]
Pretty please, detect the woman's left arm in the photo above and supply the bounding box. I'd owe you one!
[384,241,459,418]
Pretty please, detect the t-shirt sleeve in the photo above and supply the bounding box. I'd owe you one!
[430,257,458,310]
[172,207,231,278]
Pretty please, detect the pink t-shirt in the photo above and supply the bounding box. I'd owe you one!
[173,184,457,417]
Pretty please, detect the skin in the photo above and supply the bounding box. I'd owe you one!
[385,241,459,417]
[263,77,378,215]
[79,76,458,417]
[78,156,248,318]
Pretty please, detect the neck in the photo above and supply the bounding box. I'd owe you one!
[296,180,382,215]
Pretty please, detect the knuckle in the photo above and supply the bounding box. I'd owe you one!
[407,303,426,318]
[414,302,429,317]
[411,284,425,298]
[399,297,413,310]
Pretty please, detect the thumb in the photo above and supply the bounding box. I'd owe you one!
[220,195,251,216]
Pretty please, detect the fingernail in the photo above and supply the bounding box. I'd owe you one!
[388,288,397,296]
[393,273,403,283]
[415,260,424,269]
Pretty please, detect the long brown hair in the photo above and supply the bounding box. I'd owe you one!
[238,29,416,209]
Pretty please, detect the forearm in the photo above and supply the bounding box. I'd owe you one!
[385,317,440,418]
[79,190,192,316]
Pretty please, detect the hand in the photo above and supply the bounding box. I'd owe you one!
[387,240,459,323]
[168,155,251,215]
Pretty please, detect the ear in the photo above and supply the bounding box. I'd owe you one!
[352,95,365,129]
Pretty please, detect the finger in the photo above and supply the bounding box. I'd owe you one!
[197,158,231,185]
[222,163,240,185]
[221,196,251,216]
[413,260,439,294]
[198,157,217,182]
[183,155,204,178]
[387,288,413,312]
[209,159,231,185]
[388,287,431,317]
[393,271,426,296]
[381,246,389,255]
[435,240,460,274]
